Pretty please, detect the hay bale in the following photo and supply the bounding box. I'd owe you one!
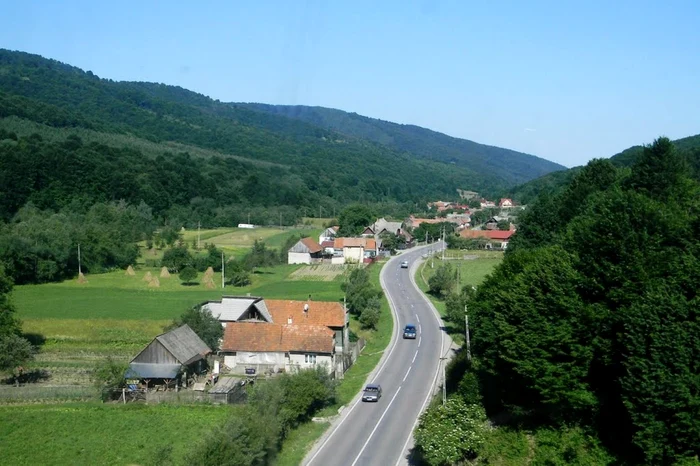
[142,271,153,282]
[160,267,171,278]
[204,278,216,289]
[77,272,88,284]
[204,266,214,278]
[125,265,135,276]
[148,277,160,288]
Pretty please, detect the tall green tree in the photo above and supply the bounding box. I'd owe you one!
[337,204,375,236]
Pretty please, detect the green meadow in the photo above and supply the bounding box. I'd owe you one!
[0,403,237,466]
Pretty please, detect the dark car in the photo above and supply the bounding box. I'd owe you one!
[400,260,409,268]
[403,324,417,339]
[362,384,382,402]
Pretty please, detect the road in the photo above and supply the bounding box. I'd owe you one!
[303,243,448,466]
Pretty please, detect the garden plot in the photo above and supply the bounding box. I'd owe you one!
[288,264,347,281]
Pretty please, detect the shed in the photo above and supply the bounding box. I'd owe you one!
[127,324,211,384]
[208,376,248,404]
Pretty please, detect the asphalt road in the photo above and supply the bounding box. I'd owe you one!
[303,243,448,466]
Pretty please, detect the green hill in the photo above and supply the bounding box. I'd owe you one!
[239,103,566,185]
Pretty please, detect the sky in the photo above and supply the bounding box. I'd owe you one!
[3,0,700,167]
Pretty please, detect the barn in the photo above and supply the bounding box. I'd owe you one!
[126,324,211,388]
[288,237,323,264]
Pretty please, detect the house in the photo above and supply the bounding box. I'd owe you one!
[484,216,509,230]
[459,229,516,249]
[405,215,445,229]
[332,237,378,264]
[319,226,339,244]
[499,198,514,208]
[217,298,349,377]
[125,324,211,388]
[287,237,323,264]
[201,297,349,353]
[480,199,496,208]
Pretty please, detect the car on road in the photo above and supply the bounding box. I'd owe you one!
[403,324,417,339]
[362,384,382,402]
[400,260,409,268]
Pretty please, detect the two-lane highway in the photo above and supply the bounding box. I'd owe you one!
[304,244,447,466]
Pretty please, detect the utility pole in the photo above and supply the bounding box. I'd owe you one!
[248,212,251,225]
[441,227,445,261]
[78,243,82,275]
[280,212,282,229]
[221,252,225,289]
[440,356,447,405]
[465,305,472,362]
[425,231,428,245]
[319,205,322,219]
[197,221,201,250]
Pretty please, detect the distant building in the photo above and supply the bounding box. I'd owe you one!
[499,198,514,208]
[287,237,323,264]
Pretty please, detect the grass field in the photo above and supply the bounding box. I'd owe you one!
[0,403,236,465]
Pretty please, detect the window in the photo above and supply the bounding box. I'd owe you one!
[305,354,317,364]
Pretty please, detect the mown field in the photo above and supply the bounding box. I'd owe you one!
[0,403,237,466]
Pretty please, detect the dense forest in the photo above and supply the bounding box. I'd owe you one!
[434,138,699,464]
[238,103,566,184]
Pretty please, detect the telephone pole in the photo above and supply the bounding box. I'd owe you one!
[440,356,447,405]
[77,243,82,275]
[465,305,472,362]
[197,221,201,250]
[221,252,225,289]
[441,227,445,261]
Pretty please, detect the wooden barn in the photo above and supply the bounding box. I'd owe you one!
[126,324,211,389]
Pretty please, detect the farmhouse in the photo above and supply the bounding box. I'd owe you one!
[287,237,323,264]
[318,226,339,244]
[214,298,350,378]
[459,229,516,249]
[126,324,211,388]
[201,296,272,328]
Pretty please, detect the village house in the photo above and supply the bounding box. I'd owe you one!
[459,229,516,249]
[287,237,323,264]
[125,324,211,389]
[211,297,350,378]
[319,226,339,244]
[480,199,496,208]
[499,198,514,208]
[332,237,378,264]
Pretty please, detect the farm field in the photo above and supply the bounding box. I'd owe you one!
[288,264,348,281]
[0,403,236,465]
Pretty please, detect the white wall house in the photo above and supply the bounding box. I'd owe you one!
[287,237,323,265]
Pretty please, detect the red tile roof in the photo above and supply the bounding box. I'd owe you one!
[334,237,377,250]
[459,229,515,240]
[266,299,346,327]
[221,322,334,353]
[300,237,323,253]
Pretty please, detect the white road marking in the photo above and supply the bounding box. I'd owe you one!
[415,313,420,323]
[412,351,418,363]
[403,366,412,382]
[418,336,421,347]
[350,386,403,466]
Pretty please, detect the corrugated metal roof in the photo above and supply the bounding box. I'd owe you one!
[126,363,181,379]
[203,297,259,322]
[254,300,273,323]
[209,376,243,394]
[156,324,211,365]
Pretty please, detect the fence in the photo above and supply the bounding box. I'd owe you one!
[0,385,97,404]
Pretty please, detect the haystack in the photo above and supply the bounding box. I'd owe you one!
[142,271,153,282]
[204,266,214,278]
[125,265,135,276]
[204,278,216,289]
[148,277,160,288]
[160,267,171,278]
[78,272,88,284]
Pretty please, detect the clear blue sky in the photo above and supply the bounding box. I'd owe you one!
[3,0,699,167]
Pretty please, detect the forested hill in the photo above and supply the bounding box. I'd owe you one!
[239,103,566,185]
[507,133,700,204]
[0,49,561,223]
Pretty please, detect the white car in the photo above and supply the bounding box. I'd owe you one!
[400,261,409,269]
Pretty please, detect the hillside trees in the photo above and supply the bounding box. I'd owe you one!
[342,267,382,329]
[0,266,33,374]
[467,137,700,463]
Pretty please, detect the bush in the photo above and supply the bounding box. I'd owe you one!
[161,246,193,272]
[92,357,128,401]
[179,266,197,284]
[166,305,223,351]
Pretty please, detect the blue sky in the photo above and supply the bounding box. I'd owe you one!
[3,0,699,167]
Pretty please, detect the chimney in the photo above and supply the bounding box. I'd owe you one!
[287,315,292,325]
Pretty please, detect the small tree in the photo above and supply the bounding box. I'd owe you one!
[167,305,223,351]
[161,246,193,272]
[428,263,457,297]
[93,356,128,401]
[0,335,34,384]
[179,266,198,285]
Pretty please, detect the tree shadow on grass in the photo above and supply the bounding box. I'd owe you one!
[2,368,51,385]
[181,282,200,287]
[22,332,46,348]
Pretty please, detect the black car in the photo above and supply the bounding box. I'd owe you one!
[403,324,417,339]
[362,384,382,402]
